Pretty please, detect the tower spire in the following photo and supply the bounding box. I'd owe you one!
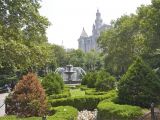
[80,27,88,37]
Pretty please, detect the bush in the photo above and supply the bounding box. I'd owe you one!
[42,73,64,95]
[95,70,116,91]
[49,87,70,99]
[81,72,97,88]
[97,101,143,120]
[49,90,117,110]
[118,58,160,107]
[50,106,78,120]
[5,73,47,117]
[85,89,107,95]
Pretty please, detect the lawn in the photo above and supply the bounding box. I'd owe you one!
[70,88,85,97]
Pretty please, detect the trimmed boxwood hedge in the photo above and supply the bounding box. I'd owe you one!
[49,106,78,120]
[49,87,70,99]
[49,90,117,110]
[0,106,78,120]
[97,101,144,120]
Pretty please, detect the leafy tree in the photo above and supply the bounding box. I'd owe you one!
[5,73,47,117]
[118,58,160,107]
[67,49,85,67]
[0,0,51,74]
[0,0,50,43]
[84,50,104,71]
[42,73,64,95]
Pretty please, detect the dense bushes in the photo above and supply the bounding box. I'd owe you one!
[49,90,117,110]
[95,70,116,91]
[81,70,116,91]
[42,73,64,95]
[118,58,160,107]
[97,101,143,120]
[81,72,97,88]
[5,73,47,117]
[50,106,78,120]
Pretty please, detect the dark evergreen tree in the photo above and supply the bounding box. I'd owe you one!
[118,58,160,107]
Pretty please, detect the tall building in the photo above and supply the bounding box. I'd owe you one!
[78,10,110,52]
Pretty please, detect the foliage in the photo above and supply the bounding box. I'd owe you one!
[42,73,64,95]
[0,0,52,74]
[0,106,78,120]
[5,73,47,117]
[85,89,108,95]
[50,106,78,120]
[97,101,143,120]
[118,58,160,107]
[84,50,104,71]
[49,87,70,99]
[70,88,85,97]
[81,71,98,88]
[49,90,117,110]
[98,1,160,76]
[67,49,85,68]
[95,70,116,91]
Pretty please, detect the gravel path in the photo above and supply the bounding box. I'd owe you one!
[0,93,9,116]
[78,109,97,120]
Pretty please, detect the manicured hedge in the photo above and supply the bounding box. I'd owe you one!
[0,106,78,120]
[97,101,143,120]
[49,90,117,110]
[49,87,70,99]
[49,106,78,120]
[85,89,107,95]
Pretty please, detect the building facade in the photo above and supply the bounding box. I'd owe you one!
[78,10,110,52]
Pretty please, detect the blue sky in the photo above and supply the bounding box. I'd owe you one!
[39,0,151,49]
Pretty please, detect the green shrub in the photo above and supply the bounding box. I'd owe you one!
[49,106,78,120]
[49,87,70,99]
[81,72,97,88]
[118,58,160,107]
[42,73,64,95]
[49,90,117,110]
[97,101,143,120]
[95,70,116,91]
[85,89,107,95]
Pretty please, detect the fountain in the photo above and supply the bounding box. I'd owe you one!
[55,65,86,84]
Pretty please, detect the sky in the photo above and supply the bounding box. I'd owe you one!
[39,0,151,49]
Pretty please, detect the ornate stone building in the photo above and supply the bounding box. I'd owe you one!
[78,10,110,52]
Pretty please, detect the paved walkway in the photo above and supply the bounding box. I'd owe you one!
[0,93,9,116]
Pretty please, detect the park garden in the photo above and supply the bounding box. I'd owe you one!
[1,0,160,119]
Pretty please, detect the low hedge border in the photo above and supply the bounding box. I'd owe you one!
[0,106,78,120]
[49,106,78,120]
[97,101,144,120]
[85,89,108,95]
[49,87,70,99]
[49,90,117,110]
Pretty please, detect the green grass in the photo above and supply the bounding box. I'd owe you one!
[0,116,41,120]
[0,106,78,120]
[70,88,85,97]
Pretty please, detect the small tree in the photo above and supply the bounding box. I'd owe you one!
[42,73,64,95]
[5,73,47,117]
[118,58,160,107]
[95,70,116,91]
